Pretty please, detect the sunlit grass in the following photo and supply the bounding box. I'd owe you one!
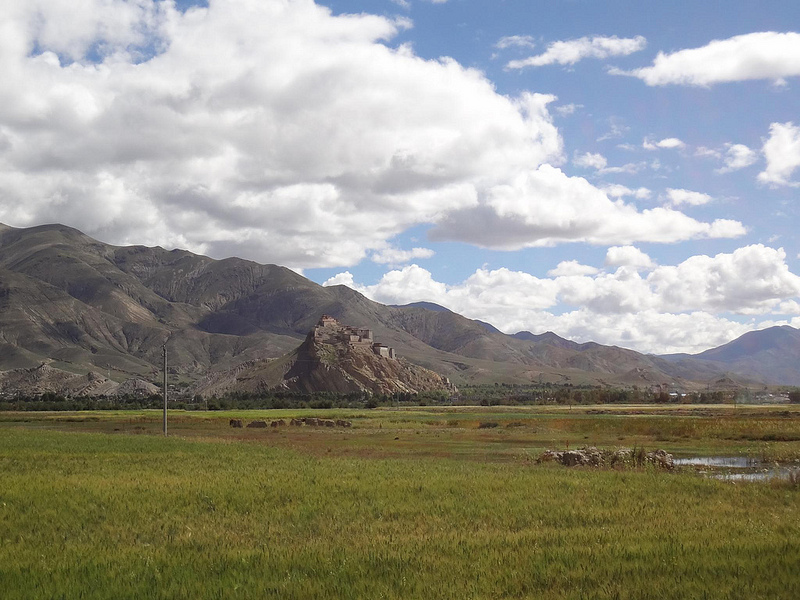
[1,410,800,598]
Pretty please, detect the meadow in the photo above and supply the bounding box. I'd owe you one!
[1,405,799,599]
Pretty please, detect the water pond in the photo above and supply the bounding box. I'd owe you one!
[674,456,800,482]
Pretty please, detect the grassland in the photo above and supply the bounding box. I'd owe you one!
[1,405,799,599]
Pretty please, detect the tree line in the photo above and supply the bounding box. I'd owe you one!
[2,384,796,411]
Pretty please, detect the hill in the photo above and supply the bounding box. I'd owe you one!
[661,325,800,386]
[0,222,791,393]
[192,316,454,396]
[0,363,158,398]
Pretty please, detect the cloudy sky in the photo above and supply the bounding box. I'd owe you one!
[2,0,800,354]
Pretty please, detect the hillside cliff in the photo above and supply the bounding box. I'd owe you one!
[192,317,455,396]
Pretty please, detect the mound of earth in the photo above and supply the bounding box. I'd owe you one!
[114,377,160,397]
[0,364,118,396]
[193,316,455,396]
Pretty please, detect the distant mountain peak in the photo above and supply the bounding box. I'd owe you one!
[1,222,795,390]
[391,301,452,313]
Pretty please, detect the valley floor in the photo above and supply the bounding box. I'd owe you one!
[1,406,799,599]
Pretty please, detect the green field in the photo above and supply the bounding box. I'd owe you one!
[1,406,799,599]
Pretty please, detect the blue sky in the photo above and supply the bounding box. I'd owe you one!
[2,0,800,353]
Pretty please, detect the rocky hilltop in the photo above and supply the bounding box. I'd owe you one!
[0,363,159,398]
[192,316,456,396]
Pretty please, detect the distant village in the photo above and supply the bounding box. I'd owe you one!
[314,315,396,359]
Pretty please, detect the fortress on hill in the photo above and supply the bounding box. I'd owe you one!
[314,315,396,359]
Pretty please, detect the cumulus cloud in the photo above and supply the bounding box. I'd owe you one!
[605,246,654,270]
[612,32,800,86]
[371,246,434,265]
[327,245,800,353]
[695,146,722,159]
[506,35,646,69]
[495,35,535,50]
[697,142,759,174]
[758,122,800,187]
[428,165,745,248]
[597,117,629,142]
[600,184,651,200]
[664,188,713,207]
[555,103,582,117]
[597,162,647,175]
[0,0,747,269]
[0,0,561,267]
[648,245,800,314]
[643,137,686,150]
[573,152,607,170]
[547,261,599,277]
[324,271,357,288]
[719,144,758,173]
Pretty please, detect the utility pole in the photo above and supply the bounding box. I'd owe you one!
[163,343,168,436]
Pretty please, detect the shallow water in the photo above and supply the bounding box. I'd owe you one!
[674,456,756,468]
[675,456,799,482]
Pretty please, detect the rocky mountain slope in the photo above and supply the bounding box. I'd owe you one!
[0,363,158,398]
[0,222,794,393]
[661,326,800,386]
[192,317,454,396]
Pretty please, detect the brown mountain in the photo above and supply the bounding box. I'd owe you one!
[0,363,158,397]
[192,316,454,396]
[660,325,800,386]
[0,222,780,394]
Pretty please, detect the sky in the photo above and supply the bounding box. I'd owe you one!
[2,0,800,355]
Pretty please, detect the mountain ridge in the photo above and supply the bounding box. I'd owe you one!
[0,222,795,391]
[192,316,454,397]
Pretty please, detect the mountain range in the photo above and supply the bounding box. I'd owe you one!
[0,222,798,394]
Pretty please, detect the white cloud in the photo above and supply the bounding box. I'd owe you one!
[0,0,565,268]
[643,137,685,150]
[613,32,800,86]
[555,103,582,117]
[758,122,800,187]
[648,245,800,315]
[506,35,646,69]
[495,35,535,50]
[324,271,356,287]
[605,246,655,270]
[600,184,651,200]
[779,300,800,314]
[547,260,599,277]
[657,137,685,149]
[597,117,629,142]
[573,151,607,170]
[716,143,758,174]
[328,244,800,354]
[664,188,713,207]
[0,1,748,270]
[697,142,758,174]
[695,146,722,159]
[429,165,745,248]
[371,246,434,265]
[597,162,647,175]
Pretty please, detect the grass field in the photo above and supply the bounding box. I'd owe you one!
[1,405,799,598]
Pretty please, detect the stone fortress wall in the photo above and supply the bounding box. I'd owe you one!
[314,315,396,359]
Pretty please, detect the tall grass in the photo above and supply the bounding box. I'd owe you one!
[1,427,799,598]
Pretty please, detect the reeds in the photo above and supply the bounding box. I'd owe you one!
[1,425,798,599]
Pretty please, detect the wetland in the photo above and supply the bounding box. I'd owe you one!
[1,404,799,599]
